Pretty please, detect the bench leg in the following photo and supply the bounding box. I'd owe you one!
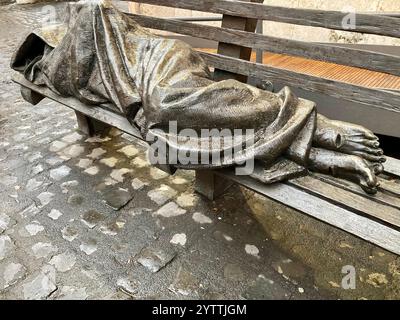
[194,170,233,200]
[74,111,112,137]
[20,87,45,105]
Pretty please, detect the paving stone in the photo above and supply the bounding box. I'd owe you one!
[116,278,137,297]
[0,213,13,234]
[22,265,57,300]
[45,156,66,166]
[79,239,98,255]
[102,188,134,210]
[176,193,197,208]
[60,180,79,193]
[30,164,44,175]
[76,158,93,169]
[118,145,138,157]
[110,168,133,183]
[170,176,189,185]
[25,178,44,192]
[170,233,187,246]
[61,144,85,158]
[0,262,26,290]
[85,136,111,143]
[87,147,106,159]
[245,244,260,258]
[81,210,104,229]
[24,222,44,236]
[61,132,83,144]
[84,166,99,175]
[131,178,146,190]
[26,151,42,163]
[49,165,71,181]
[49,252,76,272]
[49,140,68,152]
[67,194,84,206]
[55,286,88,300]
[99,220,124,236]
[61,225,78,242]
[147,184,177,205]
[0,235,14,261]
[48,209,63,220]
[154,202,186,218]
[37,192,55,207]
[137,246,176,273]
[149,167,169,180]
[131,156,149,168]
[31,242,58,259]
[192,212,212,224]
[100,157,119,168]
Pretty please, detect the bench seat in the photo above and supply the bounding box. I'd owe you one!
[12,71,400,256]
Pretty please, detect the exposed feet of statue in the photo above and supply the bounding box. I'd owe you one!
[314,114,385,173]
[308,147,379,194]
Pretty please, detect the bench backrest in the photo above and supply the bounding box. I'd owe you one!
[120,0,400,114]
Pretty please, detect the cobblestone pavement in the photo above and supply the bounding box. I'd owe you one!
[1,3,400,300]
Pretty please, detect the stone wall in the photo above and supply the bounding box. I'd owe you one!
[0,0,15,5]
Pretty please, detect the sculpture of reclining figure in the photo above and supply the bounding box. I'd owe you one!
[11,0,386,194]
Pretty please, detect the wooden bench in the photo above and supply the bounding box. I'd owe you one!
[12,0,400,256]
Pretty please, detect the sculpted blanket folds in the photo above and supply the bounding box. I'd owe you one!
[11,0,386,193]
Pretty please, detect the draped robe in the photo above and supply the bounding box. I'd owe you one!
[11,0,317,183]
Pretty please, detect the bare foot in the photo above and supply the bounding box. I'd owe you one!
[308,147,379,194]
[314,114,386,165]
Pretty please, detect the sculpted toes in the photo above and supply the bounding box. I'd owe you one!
[352,151,385,163]
[354,158,377,188]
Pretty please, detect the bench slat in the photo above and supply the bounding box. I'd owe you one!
[289,175,400,228]
[385,157,400,177]
[378,178,400,197]
[312,173,400,211]
[131,0,400,38]
[199,51,400,114]
[12,73,143,139]
[218,169,400,255]
[130,13,400,77]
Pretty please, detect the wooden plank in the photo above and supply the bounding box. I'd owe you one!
[129,13,400,77]
[217,169,400,255]
[311,172,400,211]
[12,73,143,139]
[213,0,262,82]
[199,52,400,114]
[131,0,400,38]
[194,1,256,196]
[385,156,400,177]
[288,175,400,228]
[378,178,400,197]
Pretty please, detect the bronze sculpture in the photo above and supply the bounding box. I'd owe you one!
[11,0,385,194]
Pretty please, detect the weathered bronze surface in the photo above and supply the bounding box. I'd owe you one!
[11,0,385,194]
